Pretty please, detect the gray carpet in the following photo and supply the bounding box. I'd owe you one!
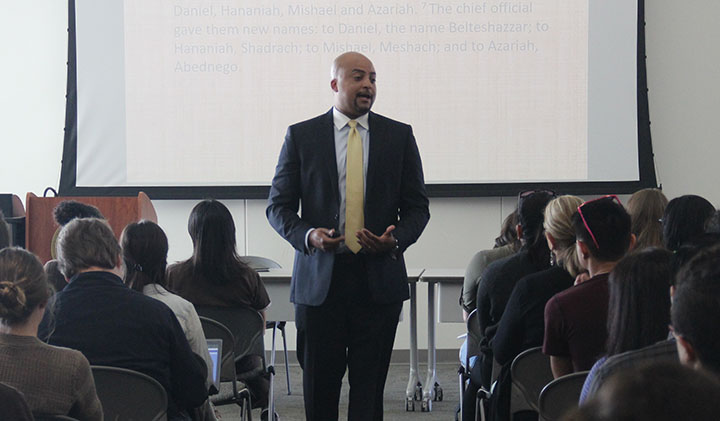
[216,361,461,420]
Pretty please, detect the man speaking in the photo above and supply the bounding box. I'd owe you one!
[267,52,430,420]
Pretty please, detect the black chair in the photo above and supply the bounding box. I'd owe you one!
[91,365,167,421]
[0,382,33,421]
[240,255,292,395]
[538,371,589,421]
[511,346,554,412]
[33,416,80,421]
[200,316,253,421]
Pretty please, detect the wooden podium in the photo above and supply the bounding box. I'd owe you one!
[25,192,157,263]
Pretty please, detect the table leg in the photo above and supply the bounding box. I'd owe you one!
[422,281,443,411]
[406,282,422,411]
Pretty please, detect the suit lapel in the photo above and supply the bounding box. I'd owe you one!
[321,109,340,207]
[366,112,384,202]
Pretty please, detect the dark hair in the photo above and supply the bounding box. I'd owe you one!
[0,248,53,326]
[517,191,554,268]
[572,197,632,262]
[121,221,169,292]
[57,218,121,278]
[605,248,672,356]
[495,210,521,250]
[670,233,720,284]
[662,195,715,252]
[52,201,104,226]
[626,188,667,250]
[187,199,252,285]
[704,210,720,234]
[565,363,720,421]
[0,210,9,249]
[672,244,720,375]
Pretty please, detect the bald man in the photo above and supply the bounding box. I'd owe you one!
[267,52,430,420]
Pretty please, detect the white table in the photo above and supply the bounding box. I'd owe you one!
[415,268,465,412]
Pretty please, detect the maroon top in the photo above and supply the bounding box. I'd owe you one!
[543,272,609,371]
[167,262,271,311]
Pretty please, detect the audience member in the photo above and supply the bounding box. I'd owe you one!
[625,188,667,250]
[461,210,520,316]
[484,195,582,421]
[167,199,271,408]
[0,247,101,420]
[0,210,10,249]
[121,220,214,387]
[38,218,208,421]
[50,200,104,259]
[579,248,673,402]
[473,190,554,388]
[461,191,554,421]
[565,363,720,421]
[672,244,720,377]
[543,195,633,377]
[661,194,714,252]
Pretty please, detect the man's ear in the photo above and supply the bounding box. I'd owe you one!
[628,233,637,251]
[330,78,338,92]
[577,239,591,260]
[676,334,699,368]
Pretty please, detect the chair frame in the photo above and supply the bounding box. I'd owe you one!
[199,316,253,421]
[538,370,589,421]
[90,365,168,421]
[510,346,554,412]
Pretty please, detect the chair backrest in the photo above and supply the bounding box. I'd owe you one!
[196,305,265,361]
[0,382,33,421]
[538,371,589,421]
[91,365,168,421]
[511,346,554,412]
[199,316,238,383]
[239,255,281,271]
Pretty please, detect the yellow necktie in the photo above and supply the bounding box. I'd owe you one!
[345,120,364,253]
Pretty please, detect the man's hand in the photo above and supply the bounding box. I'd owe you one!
[309,228,344,252]
[356,225,396,254]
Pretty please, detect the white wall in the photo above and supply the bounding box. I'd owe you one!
[2,1,719,352]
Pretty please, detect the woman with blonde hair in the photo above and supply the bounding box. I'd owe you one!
[0,248,102,420]
[626,188,668,250]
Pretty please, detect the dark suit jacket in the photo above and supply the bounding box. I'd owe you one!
[267,109,430,306]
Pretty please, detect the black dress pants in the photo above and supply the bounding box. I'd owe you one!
[295,253,403,421]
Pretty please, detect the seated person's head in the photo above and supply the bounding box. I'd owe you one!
[672,244,720,376]
[543,195,584,277]
[662,195,715,252]
[120,220,169,292]
[517,190,555,265]
[626,188,668,250]
[495,210,520,250]
[188,199,238,259]
[572,195,632,264]
[57,218,121,279]
[0,210,10,250]
[52,201,104,226]
[565,362,720,421]
[0,248,52,327]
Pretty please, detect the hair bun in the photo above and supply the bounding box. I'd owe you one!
[0,281,27,318]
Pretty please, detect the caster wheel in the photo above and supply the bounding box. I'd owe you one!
[421,399,432,412]
[406,398,415,411]
[435,385,443,401]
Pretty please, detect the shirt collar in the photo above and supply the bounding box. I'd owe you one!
[333,107,369,131]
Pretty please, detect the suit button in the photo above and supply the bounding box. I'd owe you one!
[334,214,339,220]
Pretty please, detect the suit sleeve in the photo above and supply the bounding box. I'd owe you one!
[393,127,430,253]
[266,126,314,252]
